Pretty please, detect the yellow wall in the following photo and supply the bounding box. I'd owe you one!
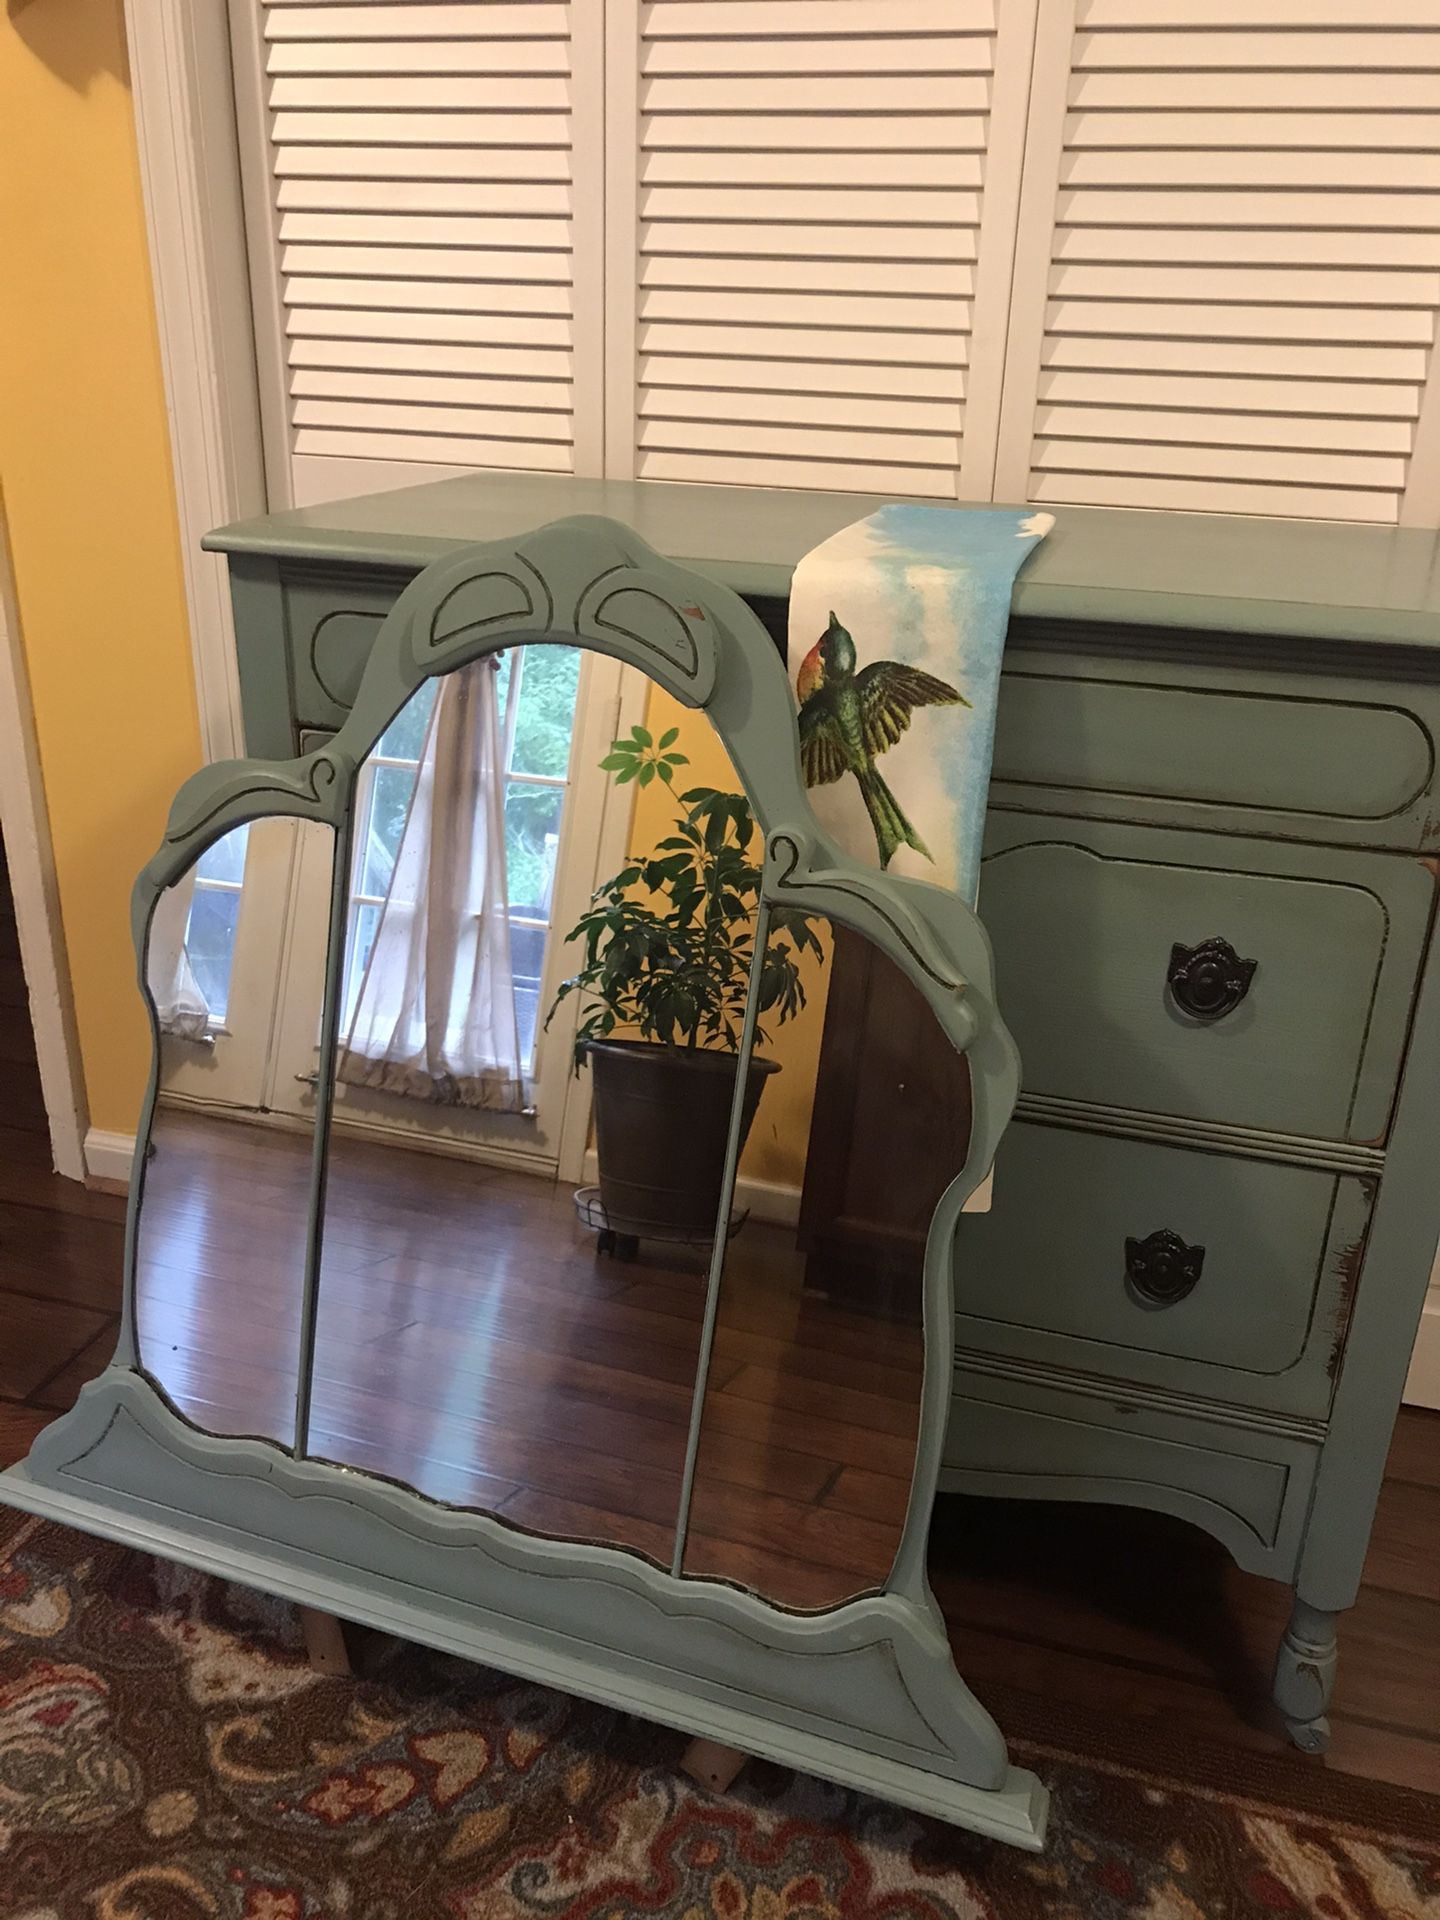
[629,688,832,1191]
[1,1,201,1136]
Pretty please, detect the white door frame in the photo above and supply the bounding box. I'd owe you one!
[0,510,88,1182]
[124,0,267,764]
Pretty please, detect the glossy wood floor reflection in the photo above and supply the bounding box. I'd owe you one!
[134,1108,924,1610]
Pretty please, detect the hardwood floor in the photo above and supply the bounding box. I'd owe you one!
[0,834,1435,1793]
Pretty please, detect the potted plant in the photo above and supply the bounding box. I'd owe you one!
[547,725,822,1245]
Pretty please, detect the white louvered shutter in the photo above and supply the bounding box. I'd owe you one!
[993,0,1440,523]
[605,0,1039,498]
[239,1,604,507]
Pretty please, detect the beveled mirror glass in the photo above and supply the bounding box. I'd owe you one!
[134,818,336,1447]
[681,916,969,1609]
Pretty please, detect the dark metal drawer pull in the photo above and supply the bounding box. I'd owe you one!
[1167,936,1257,1021]
[1125,1229,1205,1306]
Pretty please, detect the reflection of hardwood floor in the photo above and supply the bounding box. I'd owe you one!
[135,1109,924,1610]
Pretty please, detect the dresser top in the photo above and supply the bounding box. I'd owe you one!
[205,472,1440,650]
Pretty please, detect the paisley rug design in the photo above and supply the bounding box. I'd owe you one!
[0,1511,1434,1918]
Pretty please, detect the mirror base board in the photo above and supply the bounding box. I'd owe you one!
[7,1370,1048,1852]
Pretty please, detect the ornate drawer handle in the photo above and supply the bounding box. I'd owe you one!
[1167,936,1257,1021]
[1125,1229,1205,1306]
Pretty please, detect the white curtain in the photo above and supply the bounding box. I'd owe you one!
[338,661,527,1111]
[148,871,211,1040]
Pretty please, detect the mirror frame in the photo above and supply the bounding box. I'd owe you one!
[3,517,1045,1849]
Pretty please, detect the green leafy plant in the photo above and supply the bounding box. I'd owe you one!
[547,728,823,1065]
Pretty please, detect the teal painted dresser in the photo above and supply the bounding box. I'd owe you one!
[205,474,1440,1753]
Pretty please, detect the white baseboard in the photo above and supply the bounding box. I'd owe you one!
[85,1128,136,1186]
[579,1149,800,1228]
[1404,1295,1440,1410]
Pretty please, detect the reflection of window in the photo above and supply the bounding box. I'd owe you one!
[343,651,581,1068]
[184,825,250,1024]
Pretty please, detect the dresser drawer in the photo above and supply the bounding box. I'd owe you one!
[954,1122,1370,1419]
[981,816,1432,1144]
[941,1364,1316,1580]
[991,641,1440,849]
[282,563,412,732]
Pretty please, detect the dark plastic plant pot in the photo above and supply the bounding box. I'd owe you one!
[585,1039,780,1241]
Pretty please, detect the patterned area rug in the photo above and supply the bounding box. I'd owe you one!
[0,1511,1435,1919]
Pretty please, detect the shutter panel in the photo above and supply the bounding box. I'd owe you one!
[994,0,1440,523]
[609,0,1037,498]
[245,1,603,502]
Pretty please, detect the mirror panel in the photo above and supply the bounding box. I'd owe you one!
[304,651,748,1569]
[681,917,970,1610]
[134,819,336,1447]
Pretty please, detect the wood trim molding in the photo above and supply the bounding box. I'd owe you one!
[123,0,267,760]
[0,513,88,1182]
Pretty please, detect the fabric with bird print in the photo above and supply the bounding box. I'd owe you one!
[790,505,1052,894]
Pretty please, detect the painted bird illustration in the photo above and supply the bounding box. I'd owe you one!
[797,611,970,869]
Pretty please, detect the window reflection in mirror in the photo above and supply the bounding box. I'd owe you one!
[302,651,750,1569]
[681,917,969,1610]
[133,818,336,1449]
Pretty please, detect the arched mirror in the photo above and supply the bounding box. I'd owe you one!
[18,520,1041,1848]
[133,818,336,1448]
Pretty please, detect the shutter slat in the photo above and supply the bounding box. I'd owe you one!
[1028,472,1396,518]
[294,428,573,470]
[640,289,971,331]
[637,450,956,495]
[293,367,573,410]
[267,6,570,38]
[276,178,571,215]
[642,222,976,261]
[1009,7,1440,523]
[1065,110,1440,150]
[285,278,574,324]
[1071,27,1440,67]
[639,113,985,151]
[1044,300,1433,346]
[637,322,968,365]
[1050,264,1440,304]
[641,150,985,189]
[275,146,572,181]
[278,212,572,249]
[281,245,572,284]
[271,111,570,146]
[643,1,992,35]
[1035,405,1411,455]
[269,75,569,109]
[638,419,962,466]
[640,74,989,113]
[291,335,573,380]
[639,255,973,296]
[641,36,991,76]
[294,398,572,441]
[285,308,577,353]
[639,387,963,433]
[1037,368,1418,420]
[267,40,569,74]
[640,355,964,401]
[1052,226,1440,267]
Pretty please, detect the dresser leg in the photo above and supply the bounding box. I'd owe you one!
[1273,1598,1337,1754]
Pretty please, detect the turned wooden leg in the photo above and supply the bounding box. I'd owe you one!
[680,1737,748,1793]
[1273,1598,1337,1754]
[299,1605,352,1677]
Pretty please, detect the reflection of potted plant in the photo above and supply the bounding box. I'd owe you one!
[548,726,822,1244]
